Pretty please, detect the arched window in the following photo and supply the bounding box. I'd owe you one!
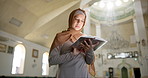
[42,52,49,75]
[11,44,26,74]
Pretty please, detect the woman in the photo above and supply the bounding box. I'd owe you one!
[49,8,95,78]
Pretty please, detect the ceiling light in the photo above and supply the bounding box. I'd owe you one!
[115,0,122,6]
[93,2,98,6]
[99,1,105,8]
[107,2,114,10]
[9,17,22,27]
[123,0,129,2]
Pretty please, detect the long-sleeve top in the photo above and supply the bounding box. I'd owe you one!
[49,40,94,78]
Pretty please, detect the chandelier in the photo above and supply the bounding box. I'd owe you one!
[105,31,130,52]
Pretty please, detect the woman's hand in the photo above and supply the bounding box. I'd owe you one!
[72,38,100,54]
[81,39,93,52]
[80,39,100,52]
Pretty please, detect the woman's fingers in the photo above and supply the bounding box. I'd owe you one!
[84,39,93,48]
[92,41,99,48]
[79,39,93,52]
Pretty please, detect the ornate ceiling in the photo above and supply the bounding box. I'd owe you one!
[89,0,140,25]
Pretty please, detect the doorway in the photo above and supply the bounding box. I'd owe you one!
[133,68,141,78]
[121,67,128,78]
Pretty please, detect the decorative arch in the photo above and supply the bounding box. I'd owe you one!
[117,61,131,69]
[117,60,132,78]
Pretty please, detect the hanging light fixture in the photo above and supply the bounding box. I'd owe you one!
[105,31,130,52]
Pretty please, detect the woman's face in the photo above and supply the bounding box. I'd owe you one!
[71,14,85,30]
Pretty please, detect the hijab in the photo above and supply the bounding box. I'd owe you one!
[49,8,86,52]
[49,8,96,77]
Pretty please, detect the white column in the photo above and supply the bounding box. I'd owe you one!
[83,8,91,35]
[95,23,101,38]
[133,0,148,76]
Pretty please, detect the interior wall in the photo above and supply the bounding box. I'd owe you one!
[0,30,49,77]
[90,19,141,77]
[94,47,140,77]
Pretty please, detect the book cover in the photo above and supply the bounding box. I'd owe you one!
[72,36,107,51]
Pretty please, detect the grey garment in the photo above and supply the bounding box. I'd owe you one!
[49,40,94,78]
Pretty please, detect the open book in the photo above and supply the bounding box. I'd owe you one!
[72,36,107,51]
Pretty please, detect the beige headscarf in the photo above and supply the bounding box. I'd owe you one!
[49,8,96,77]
